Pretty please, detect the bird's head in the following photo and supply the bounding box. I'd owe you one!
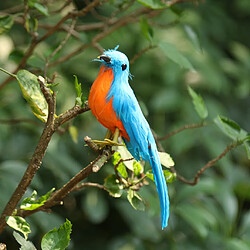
[95,47,130,76]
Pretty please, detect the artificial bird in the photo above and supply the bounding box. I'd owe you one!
[88,47,169,229]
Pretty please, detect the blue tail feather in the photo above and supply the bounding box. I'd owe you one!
[148,142,169,229]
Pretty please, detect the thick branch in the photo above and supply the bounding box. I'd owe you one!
[19,145,113,218]
[0,79,56,233]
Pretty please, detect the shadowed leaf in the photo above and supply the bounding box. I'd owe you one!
[41,219,72,250]
[13,231,37,250]
[160,42,194,70]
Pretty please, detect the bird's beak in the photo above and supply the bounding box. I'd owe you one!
[97,54,111,63]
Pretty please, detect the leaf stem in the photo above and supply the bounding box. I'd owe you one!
[0,67,16,78]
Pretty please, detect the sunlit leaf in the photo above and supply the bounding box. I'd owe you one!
[16,70,48,122]
[137,0,166,9]
[20,188,55,211]
[104,175,123,198]
[127,189,145,211]
[146,170,154,181]
[159,42,194,70]
[0,15,14,34]
[6,216,31,240]
[163,170,176,183]
[111,152,128,178]
[140,17,154,42]
[69,125,78,144]
[13,231,37,250]
[117,163,128,178]
[114,145,143,173]
[41,219,72,250]
[188,86,208,119]
[158,152,175,168]
[133,161,143,176]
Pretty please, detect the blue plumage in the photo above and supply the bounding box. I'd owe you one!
[98,48,169,229]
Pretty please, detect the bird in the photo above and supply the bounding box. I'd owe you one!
[88,46,169,229]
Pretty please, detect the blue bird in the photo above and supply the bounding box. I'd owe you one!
[89,47,169,229]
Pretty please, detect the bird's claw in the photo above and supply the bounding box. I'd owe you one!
[91,139,124,147]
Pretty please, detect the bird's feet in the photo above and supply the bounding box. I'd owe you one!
[91,139,124,147]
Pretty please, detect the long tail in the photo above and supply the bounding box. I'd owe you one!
[148,142,169,229]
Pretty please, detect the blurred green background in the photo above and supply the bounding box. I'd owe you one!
[0,0,249,249]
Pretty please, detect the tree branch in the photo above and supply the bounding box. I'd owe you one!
[19,143,113,218]
[176,142,239,185]
[158,122,208,141]
[0,91,90,235]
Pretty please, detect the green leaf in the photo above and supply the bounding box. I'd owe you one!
[146,170,154,181]
[214,115,248,141]
[137,0,167,9]
[20,188,55,211]
[176,203,217,238]
[112,152,121,165]
[158,152,175,168]
[13,231,37,250]
[159,42,194,70]
[6,216,31,240]
[104,175,123,198]
[117,163,128,178]
[25,17,38,33]
[140,17,154,42]
[127,189,145,211]
[114,145,143,173]
[133,161,143,176]
[16,70,48,122]
[69,125,78,144]
[188,86,208,119]
[184,25,202,52]
[112,152,128,178]
[243,141,250,160]
[163,170,176,183]
[0,15,14,34]
[74,75,85,106]
[33,3,49,16]
[146,170,175,183]
[41,219,72,250]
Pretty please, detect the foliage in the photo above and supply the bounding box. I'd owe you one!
[0,0,249,249]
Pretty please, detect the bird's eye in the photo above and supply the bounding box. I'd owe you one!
[121,64,127,71]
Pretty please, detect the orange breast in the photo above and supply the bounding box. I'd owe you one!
[89,66,129,140]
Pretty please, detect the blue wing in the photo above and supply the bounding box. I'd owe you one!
[111,83,169,229]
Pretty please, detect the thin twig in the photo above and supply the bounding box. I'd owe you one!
[158,122,208,141]
[44,18,77,77]
[71,182,108,192]
[0,118,43,127]
[130,45,157,65]
[176,142,240,185]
